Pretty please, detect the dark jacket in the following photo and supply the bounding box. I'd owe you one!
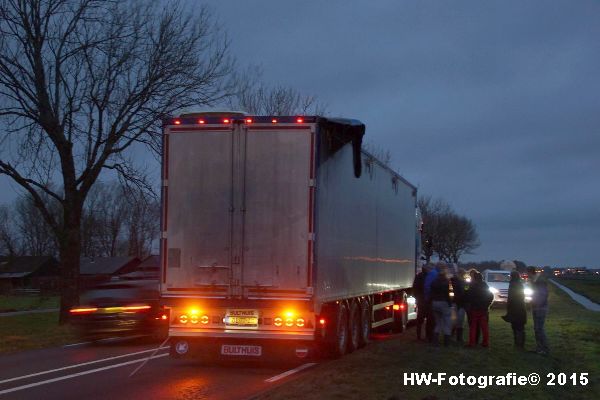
[430,274,451,305]
[531,275,549,309]
[424,268,438,301]
[412,271,427,303]
[506,280,527,325]
[466,281,494,311]
[450,276,466,308]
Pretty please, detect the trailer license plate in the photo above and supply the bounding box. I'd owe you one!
[221,345,262,356]
[224,309,258,328]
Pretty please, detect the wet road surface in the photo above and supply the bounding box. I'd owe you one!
[0,336,316,400]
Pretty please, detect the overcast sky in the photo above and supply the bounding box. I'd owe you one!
[209,0,600,268]
[1,1,599,268]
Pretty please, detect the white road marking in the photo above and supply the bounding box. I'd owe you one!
[265,363,317,383]
[63,335,148,348]
[0,347,170,385]
[63,341,93,348]
[0,354,168,395]
[98,335,147,343]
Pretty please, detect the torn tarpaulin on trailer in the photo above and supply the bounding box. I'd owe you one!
[318,117,365,178]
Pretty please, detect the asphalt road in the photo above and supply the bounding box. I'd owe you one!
[0,336,316,400]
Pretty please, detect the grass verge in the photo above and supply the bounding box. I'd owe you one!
[257,284,600,400]
[554,277,600,304]
[0,312,77,354]
[0,295,59,313]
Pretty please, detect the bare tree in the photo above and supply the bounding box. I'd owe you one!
[436,213,480,264]
[123,186,159,258]
[0,0,233,322]
[81,181,127,257]
[228,66,327,115]
[417,195,451,265]
[362,141,393,167]
[0,204,20,256]
[15,194,58,256]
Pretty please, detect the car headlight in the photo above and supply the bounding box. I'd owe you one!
[524,288,533,296]
[489,287,499,294]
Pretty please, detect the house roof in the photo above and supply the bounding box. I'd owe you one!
[136,255,160,271]
[0,256,57,278]
[80,257,140,275]
[0,272,30,279]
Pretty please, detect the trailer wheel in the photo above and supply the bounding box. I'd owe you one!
[348,301,361,352]
[392,293,408,333]
[358,299,371,347]
[331,303,349,358]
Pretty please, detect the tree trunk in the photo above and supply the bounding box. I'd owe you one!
[58,208,82,324]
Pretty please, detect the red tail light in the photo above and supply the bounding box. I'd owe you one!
[319,318,326,326]
[296,117,304,123]
[174,119,181,125]
[245,118,253,124]
[223,118,230,124]
[198,119,205,124]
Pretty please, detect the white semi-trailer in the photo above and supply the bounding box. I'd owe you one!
[160,114,419,360]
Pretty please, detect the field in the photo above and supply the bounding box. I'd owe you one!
[554,276,600,304]
[0,312,77,354]
[0,295,59,313]
[258,284,600,400]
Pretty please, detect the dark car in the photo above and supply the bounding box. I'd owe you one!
[69,279,168,340]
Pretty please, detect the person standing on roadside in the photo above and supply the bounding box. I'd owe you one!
[502,270,527,348]
[527,266,550,355]
[430,264,452,346]
[423,263,439,342]
[466,272,493,348]
[412,264,429,341]
[450,268,468,343]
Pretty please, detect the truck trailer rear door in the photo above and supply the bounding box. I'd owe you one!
[242,125,314,298]
[162,126,233,297]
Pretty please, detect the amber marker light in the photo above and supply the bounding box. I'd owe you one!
[122,305,151,312]
[69,307,98,314]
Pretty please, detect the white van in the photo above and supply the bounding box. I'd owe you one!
[481,269,532,304]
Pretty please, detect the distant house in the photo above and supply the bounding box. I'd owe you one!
[79,256,141,288]
[0,256,60,294]
[119,255,160,280]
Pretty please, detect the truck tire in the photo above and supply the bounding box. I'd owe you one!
[348,301,361,352]
[359,299,371,347]
[392,293,408,333]
[331,303,349,358]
